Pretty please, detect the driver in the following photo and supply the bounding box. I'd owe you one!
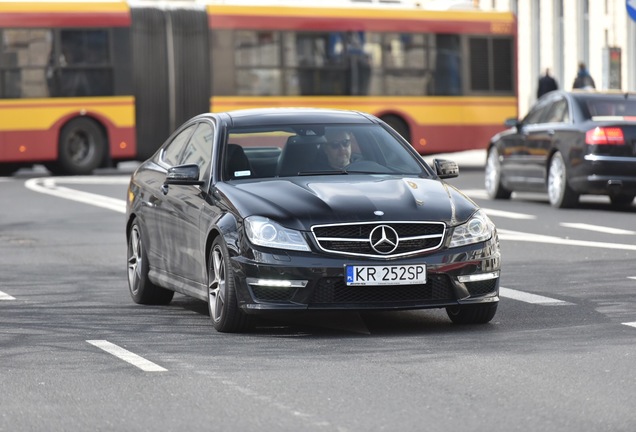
[320,129,352,170]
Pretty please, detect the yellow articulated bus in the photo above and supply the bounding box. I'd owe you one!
[0,0,517,175]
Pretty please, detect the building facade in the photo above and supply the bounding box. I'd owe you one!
[475,0,636,116]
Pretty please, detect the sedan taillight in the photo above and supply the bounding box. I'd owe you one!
[586,127,625,145]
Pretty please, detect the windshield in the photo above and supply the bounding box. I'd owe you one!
[223,123,428,181]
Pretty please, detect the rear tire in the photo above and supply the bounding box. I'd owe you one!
[54,117,107,175]
[127,221,174,305]
[484,146,512,199]
[609,194,635,208]
[547,151,578,208]
[446,303,498,324]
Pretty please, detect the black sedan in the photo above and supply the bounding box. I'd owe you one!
[485,90,636,208]
[126,108,501,332]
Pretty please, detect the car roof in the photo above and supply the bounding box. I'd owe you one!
[565,90,636,102]
[217,107,378,127]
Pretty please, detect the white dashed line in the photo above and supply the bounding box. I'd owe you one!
[0,291,16,300]
[629,277,636,281]
[499,287,574,306]
[622,322,636,329]
[87,340,167,372]
[560,223,636,235]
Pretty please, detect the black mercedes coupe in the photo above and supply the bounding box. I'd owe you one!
[126,108,501,332]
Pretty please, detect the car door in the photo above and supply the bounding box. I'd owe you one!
[499,96,553,191]
[160,121,214,286]
[147,123,197,273]
[530,96,570,183]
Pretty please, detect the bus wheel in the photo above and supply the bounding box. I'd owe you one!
[55,118,107,175]
[381,115,411,144]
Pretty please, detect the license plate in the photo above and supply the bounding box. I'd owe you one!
[345,264,426,286]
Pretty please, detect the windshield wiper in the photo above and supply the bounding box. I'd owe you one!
[297,170,349,176]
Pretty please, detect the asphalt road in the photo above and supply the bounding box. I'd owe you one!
[1,159,635,432]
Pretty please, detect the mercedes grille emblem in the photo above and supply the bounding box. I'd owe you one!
[369,225,399,254]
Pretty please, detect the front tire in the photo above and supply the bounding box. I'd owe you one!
[547,151,578,208]
[446,303,498,324]
[207,237,250,333]
[485,146,512,199]
[127,221,174,305]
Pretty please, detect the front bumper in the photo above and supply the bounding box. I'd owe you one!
[231,236,501,313]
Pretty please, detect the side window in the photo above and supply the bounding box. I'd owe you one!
[161,124,196,166]
[0,29,53,98]
[544,99,568,123]
[53,29,113,97]
[181,123,214,171]
[523,99,551,125]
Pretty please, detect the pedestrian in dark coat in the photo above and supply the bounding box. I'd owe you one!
[537,68,558,98]
[572,62,596,89]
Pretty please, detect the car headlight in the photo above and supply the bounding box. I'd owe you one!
[244,216,310,252]
[449,210,495,248]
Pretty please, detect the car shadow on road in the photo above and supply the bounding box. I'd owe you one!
[170,295,500,337]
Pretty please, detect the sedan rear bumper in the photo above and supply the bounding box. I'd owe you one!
[570,155,636,195]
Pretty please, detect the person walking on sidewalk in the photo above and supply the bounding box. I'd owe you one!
[537,68,558,98]
[572,62,595,90]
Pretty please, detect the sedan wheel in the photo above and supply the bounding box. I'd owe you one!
[208,237,250,333]
[485,146,511,199]
[127,221,174,305]
[547,152,578,208]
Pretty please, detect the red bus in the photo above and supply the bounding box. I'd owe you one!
[207,1,518,156]
[0,0,517,175]
[0,1,137,175]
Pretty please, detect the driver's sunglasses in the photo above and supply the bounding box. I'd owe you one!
[327,138,351,149]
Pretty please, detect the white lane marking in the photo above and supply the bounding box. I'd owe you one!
[47,176,130,185]
[25,178,126,214]
[499,287,574,305]
[498,229,636,251]
[459,189,489,200]
[623,322,636,329]
[87,340,167,372]
[0,291,16,300]
[629,277,636,281]
[482,208,536,220]
[560,223,636,235]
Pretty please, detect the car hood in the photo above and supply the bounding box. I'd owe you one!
[216,176,479,230]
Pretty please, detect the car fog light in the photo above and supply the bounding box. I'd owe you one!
[246,278,308,288]
[457,271,500,283]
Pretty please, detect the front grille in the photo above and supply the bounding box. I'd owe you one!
[312,221,445,258]
[465,279,497,297]
[309,274,454,305]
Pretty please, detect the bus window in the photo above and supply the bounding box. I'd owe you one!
[1,29,52,98]
[54,29,113,97]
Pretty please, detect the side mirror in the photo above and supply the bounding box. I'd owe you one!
[433,159,459,179]
[165,164,204,186]
[504,117,522,131]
